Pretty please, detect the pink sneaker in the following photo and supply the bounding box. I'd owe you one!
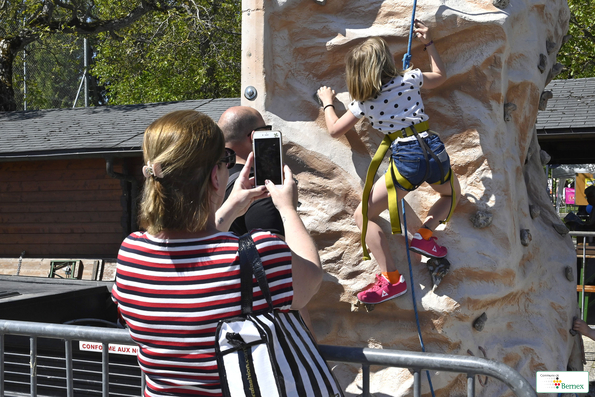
[357,274,407,304]
[409,233,448,258]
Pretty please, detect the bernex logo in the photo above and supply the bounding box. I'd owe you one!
[536,371,588,393]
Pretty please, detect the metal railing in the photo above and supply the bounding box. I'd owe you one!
[0,319,537,397]
[0,320,143,397]
[571,231,595,321]
[320,345,536,397]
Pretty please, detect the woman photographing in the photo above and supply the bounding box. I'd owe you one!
[111,110,323,396]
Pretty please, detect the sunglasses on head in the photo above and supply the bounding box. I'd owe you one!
[219,148,236,169]
[248,125,272,137]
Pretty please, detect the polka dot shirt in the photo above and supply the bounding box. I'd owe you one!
[348,68,427,133]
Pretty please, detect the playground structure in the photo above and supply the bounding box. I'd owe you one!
[240,0,579,395]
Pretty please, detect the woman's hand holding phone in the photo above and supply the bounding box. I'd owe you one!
[265,165,298,212]
[215,153,268,231]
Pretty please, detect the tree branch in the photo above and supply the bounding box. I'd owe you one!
[52,0,76,13]
[45,0,176,35]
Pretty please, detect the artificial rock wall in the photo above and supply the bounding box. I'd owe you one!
[241,0,578,395]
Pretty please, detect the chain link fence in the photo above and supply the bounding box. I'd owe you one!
[12,34,87,111]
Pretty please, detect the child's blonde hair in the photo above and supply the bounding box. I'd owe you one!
[345,37,402,102]
[139,110,225,235]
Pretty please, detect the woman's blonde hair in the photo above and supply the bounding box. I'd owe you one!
[139,110,225,235]
[345,37,402,102]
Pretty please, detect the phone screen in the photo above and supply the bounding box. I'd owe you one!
[253,136,283,186]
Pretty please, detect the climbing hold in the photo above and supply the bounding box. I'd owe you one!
[313,92,323,106]
[426,257,450,288]
[565,266,574,282]
[520,229,532,246]
[492,0,509,9]
[546,40,557,55]
[504,103,516,122]
[538,54,547,73]
[313,0,326,4]
[529,204,540,219]
[351,300,375,313]
[539,91,553,111]
[540,150,551,165]
[473,312,488,331]
[552,222,569,237]
[471,210,493,228]
[354,300,375,312]
[546,63,564,85]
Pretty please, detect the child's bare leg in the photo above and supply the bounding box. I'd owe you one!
[355,179,410,304]
[409,173,460,258]
[354,178,408,273]
[422,173,461,230]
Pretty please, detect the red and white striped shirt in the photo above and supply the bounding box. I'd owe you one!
[112,230,293,396]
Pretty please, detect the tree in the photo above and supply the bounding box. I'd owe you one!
[91,1,241,105]
[12,33,95,109]
[557,0,595,79]
[0,1,187,111]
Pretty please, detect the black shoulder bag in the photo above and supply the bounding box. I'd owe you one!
[215,233,344,397]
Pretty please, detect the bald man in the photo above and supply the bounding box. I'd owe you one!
[219,107,317,338]
[218,106,285,238]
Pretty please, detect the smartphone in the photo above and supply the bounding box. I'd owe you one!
[253,130,284,186]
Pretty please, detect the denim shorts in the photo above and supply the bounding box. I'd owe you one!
[389,133,451,191]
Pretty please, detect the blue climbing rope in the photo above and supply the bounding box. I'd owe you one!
[402,0,418,70]
[400,1,436,394]
[402,198,436,397]
[400,1,436,395]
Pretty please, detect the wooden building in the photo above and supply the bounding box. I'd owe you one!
[0,99,239,262]
[536,77,595,165]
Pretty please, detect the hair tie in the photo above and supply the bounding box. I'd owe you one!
[142,161,164,179]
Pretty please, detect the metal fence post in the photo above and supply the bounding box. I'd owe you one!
[467,374,476,397]
[362,364,370,397]
[65,339,73,397]
[30,336,37,397]
[0,334,4,397]
[102,342,109,397]
[413,370,421,397]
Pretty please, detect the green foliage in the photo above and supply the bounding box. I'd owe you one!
[558,0,595,79]
[2,0,241,110]
[13,35,85,110]
[91,1,241,105]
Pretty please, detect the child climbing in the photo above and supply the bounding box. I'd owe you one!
[317,20,461,305]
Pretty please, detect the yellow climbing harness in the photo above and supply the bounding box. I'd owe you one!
[360,121,456,260]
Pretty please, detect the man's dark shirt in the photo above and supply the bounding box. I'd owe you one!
[224,163,285,237]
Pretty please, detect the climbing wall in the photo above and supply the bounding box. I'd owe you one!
[241,0,578,394]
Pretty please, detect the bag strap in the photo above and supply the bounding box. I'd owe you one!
[226,171,242,190]
[238,233,274,315]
